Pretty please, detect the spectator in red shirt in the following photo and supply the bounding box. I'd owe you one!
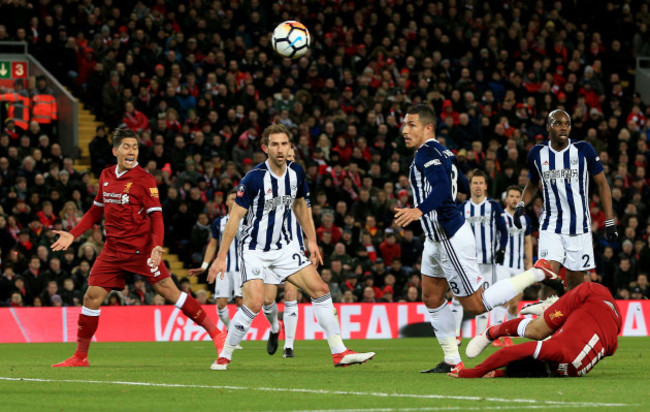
[36,201,57,229]
[122,101,150,134]
[317,211,342,244]
[379,232,401,267]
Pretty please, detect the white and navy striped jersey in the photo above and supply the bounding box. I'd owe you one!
[409,138,469,241]
[235,160,309,251]
[211,215,240,272]
[527,140,603,234]
[460,198,507,264]
[501,210,531,270]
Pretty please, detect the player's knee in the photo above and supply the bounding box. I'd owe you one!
[462,297,486,316]
[421,292,445,309]
[311,282,330,299]
[246,302,263,313]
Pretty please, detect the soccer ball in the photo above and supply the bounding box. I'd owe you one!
[272,20,310,59]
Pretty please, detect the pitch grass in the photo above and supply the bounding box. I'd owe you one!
[0,338,648,411]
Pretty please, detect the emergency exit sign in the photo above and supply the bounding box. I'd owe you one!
[0,61,27,79]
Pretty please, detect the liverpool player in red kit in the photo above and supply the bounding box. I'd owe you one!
[454,279,621,378]
[51,129,224,367]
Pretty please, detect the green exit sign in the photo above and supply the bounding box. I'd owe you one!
[0,61,10,78]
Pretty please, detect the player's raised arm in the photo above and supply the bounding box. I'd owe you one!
[208,203,247,284]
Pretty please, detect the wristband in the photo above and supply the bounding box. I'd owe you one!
[201,261,209,270]
[605,219,615,227]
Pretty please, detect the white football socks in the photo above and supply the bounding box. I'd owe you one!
[283,300,298,350]
[217,306,230,329]
[263,302,280,334]
[482,268,542,311]
[450,297,464,337]
[312,293,346,354]
[428,301,461,365]
[220,305,257,360]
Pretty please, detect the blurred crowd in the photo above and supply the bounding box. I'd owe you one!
[1,0,650,308]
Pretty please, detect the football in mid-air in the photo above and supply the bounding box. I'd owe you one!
[272,20,310,59]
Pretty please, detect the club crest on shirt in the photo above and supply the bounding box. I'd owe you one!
[540,249,548,257]
[124,181,133,193]
[548,310,564,320]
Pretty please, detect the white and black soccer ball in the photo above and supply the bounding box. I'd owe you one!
[272,20,311,59]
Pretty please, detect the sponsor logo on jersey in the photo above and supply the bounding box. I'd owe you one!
[542,168,579,181]
[103,192,130,204]
[149,187,159,198]
[424,159,441,168]
[548,310,564,320]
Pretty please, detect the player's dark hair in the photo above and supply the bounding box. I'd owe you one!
[406,104,437,127]
[262,124,292,146]
[470,168,487,183]
[505,357,552,378]
[506,185,522,195]
[112,128,138,148]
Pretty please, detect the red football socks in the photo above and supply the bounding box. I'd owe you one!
[181,294,220,339]
[75,313,99,357]
[487,318,525,340]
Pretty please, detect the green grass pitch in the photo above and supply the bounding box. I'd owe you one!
[1,337,648,411]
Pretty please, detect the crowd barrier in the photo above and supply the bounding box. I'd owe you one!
[1,300,648,343]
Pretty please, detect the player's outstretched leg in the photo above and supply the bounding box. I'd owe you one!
[466,318,532,358]
[310,293,375,367]
[212,305,258,370]
[175,292,225,354]
[52,306,99,367]
[479,262,563,316]
[283,300,298,358]
[263,301,281,355]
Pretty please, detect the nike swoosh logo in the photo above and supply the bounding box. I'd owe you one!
[289,36,303,47]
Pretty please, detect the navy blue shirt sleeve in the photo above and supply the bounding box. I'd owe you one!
[454,157,470,195]
[291,162,306,199]
[211,217,221,240]
[580,142,605,175]
[527,146,541,184]
[524,215,532,236]
[235,171,258,209]
[414,146,450,214]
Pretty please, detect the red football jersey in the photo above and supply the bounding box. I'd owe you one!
[95,165,162,255]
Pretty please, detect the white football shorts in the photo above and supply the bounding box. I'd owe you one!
[240,242,311,285]
[421,222,482,297]
[538,231,595,271]
[214,271,243,299]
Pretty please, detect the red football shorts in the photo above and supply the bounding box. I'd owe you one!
[88,251,171,290]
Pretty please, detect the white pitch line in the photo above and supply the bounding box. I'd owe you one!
[0,377,630,408]
[280,406,593,412]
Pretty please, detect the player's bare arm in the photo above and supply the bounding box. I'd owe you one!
[293,197,323,267]
[188,238,218,276]
[208,203,247,284]
[51,230,74,251]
